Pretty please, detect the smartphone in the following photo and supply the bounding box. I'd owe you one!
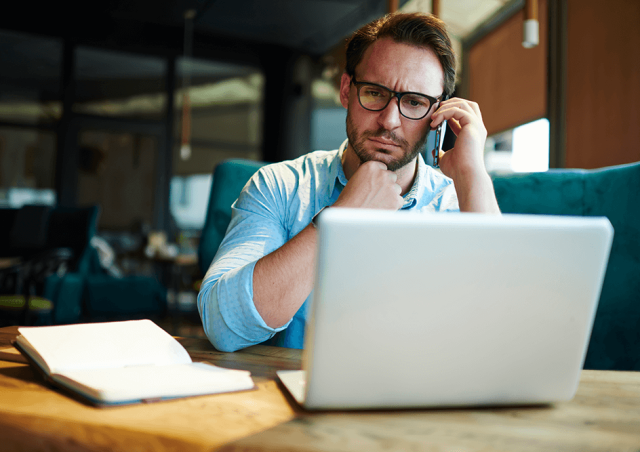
[432,120,446,168]
[432,95,449,169]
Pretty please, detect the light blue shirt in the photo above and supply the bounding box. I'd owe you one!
[198,141,459,352]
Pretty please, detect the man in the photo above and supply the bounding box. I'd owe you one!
[198,12,500,352]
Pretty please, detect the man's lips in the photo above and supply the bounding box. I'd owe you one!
[369,137,401,147]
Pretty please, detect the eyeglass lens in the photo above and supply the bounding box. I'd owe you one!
[358,84,432,119]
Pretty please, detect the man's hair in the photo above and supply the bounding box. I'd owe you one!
[345,12,456,96]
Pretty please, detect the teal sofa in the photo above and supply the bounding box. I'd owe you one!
[198,159,640,371]
[39,206,166,324]
[198,159,267,277]
[492,162,640,371]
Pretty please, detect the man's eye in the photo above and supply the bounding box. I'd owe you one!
[365,89,383,97]
[404,96,428,108]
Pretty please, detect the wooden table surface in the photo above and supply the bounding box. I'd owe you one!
[1,325,640,452]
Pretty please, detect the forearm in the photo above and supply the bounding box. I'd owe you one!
[452,167,501,214]
[199,257,293,352]
[253,224,317,328]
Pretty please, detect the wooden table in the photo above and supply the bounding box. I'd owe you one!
[1,325,639,452]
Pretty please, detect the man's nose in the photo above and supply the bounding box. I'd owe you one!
[377,98,402,130]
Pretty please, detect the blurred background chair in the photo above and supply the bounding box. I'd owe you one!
[0,204,167,326]
[198,159,267,277]
[44,205,167,324]
[0,205,73,326]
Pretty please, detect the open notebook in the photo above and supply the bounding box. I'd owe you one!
[278,209,614,410]
[14,319,255,406]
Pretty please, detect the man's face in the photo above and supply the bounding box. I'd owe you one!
[340,38,445,172]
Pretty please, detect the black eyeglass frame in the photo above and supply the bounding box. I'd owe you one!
[351,76,444,120]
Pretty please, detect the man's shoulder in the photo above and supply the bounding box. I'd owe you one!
[257,149,341,180]
[267,149,340,170]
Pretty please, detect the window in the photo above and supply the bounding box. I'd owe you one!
[74,47,167,120]
[485,118,550,174]
[169,175,212,230]
[169,58,264,231]
[310,78,346,151]
[0,127,57,207]
[0,30,62,125]
[0,30,61,206]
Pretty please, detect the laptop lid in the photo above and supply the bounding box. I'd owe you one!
[279,209,613,410]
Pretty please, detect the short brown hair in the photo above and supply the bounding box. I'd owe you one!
[345,12,456,96]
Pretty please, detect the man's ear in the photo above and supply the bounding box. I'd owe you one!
[339,72,352,109]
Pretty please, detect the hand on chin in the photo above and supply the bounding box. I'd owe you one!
[359,150,394,169]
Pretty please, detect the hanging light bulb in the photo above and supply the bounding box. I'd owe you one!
[181,9,196,161]
[523,0,539,48]
[180,91,191,160]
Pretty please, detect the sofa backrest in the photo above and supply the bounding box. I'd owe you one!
[493,161,640,370]
[198,158,640,370]
[46,205,100,273]
[198,159,267,276]
[0,205,99,273]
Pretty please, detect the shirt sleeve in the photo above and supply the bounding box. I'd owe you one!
[197,168,293,352]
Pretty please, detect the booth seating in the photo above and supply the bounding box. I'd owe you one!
[198,159,640,371]
[492,162,640,371]
[198,159,267,277]
[1,205,166,325]
[0,205,73,325]
[46,206,167,323]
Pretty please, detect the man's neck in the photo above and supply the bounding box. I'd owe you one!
[341,144,418,196]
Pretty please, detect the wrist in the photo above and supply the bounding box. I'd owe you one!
[451,169,500,214]
[449,160,489,186]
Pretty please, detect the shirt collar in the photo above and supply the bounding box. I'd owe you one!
[330,140,349,193]
[401,153,427,210]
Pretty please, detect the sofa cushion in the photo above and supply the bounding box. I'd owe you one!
[84,274,167,320]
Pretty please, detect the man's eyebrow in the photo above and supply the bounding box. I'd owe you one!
[360,80,435,96]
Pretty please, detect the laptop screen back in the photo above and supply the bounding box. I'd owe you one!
[299,209,613,409]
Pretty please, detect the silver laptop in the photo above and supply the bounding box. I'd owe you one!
[277,209,614,410]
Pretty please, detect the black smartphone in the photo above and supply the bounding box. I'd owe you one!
[432,95,448,169]
[432,121,445,168]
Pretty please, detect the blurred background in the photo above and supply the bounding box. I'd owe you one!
[0,0,638,335]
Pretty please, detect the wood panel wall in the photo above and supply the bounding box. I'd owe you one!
[565,0,640,168]
[467,0,548,136]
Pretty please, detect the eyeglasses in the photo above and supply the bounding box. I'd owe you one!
[351,77,442,120]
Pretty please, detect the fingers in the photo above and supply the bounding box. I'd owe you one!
[432,105,471,129]
[428,97,488,180]
[438,97,480,115]
[386,167,401,196]
[335,160,404,210]
[431,98,482,130]
[447,118,462,136]
[468,101,482,120]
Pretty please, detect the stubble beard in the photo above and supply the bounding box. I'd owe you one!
[345,111,429,172]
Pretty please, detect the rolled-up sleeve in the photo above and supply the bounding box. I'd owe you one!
[197,168,293,352]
